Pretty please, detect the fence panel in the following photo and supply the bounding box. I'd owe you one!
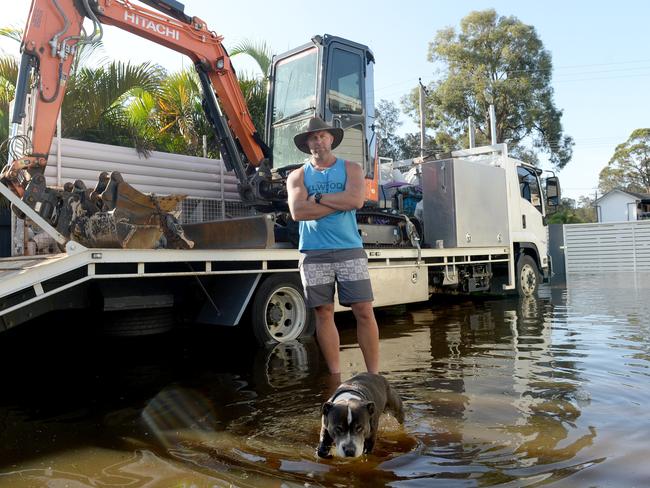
[564,220,650,273]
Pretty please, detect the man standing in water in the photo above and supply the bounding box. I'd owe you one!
[287,117,379,378]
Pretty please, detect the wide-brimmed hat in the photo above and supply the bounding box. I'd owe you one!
[293,116,344,154]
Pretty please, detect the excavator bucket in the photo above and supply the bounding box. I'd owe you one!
[61,172,194,249]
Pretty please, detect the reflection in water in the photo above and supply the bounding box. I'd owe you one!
[1,273,650,486]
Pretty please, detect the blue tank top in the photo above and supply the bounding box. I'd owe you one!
[299,158,363,251]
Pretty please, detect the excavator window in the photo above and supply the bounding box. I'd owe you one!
[327,48,362,114]
[270,47,318,169]
[325,46,365,167]
[272,48,317,124]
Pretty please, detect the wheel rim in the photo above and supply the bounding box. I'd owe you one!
[520,263,537,296]
[263,286,306,342]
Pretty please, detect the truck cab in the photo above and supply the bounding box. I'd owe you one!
[511,162,551,277]
[504,155,560,291]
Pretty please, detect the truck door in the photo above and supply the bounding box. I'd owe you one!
[516,165,549,260]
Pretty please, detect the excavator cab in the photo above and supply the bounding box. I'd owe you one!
[266,35,378,201]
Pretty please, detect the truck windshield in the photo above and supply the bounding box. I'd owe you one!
[271,47,318,168]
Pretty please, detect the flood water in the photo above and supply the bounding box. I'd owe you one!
[0,273,649,487]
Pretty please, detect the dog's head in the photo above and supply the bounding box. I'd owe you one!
[321,398,375,457]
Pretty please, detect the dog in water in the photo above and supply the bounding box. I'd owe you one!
[317,372,404,458]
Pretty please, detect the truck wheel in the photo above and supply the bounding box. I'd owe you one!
[516,255,539,297]
[251,274,315,345]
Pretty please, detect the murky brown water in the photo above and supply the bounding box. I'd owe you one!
[1,273,649,487]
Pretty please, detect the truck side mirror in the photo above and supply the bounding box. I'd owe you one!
[545,176,561,213]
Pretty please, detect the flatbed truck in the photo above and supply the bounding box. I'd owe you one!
[0,1,560,344]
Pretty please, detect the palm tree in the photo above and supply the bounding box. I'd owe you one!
[62,60,164,148]
[0,28,19,194]
[0,25,164,151]
[0,27,22,44]
[125,47,274,159]
[126,68,215,157]
[0,54,17,144]
[230,39,273,77]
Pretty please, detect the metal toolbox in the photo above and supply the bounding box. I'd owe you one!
[421,158,509,248]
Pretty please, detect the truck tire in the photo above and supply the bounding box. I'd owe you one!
[250,274,315,345]
[516,255,540,297]
[253,339,320,392]
[102,307,175,336]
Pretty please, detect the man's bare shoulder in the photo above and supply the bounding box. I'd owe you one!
[287,165,305,186]
[344,160,364,176]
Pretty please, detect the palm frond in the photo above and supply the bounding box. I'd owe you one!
[70,39,109,76]
[230,39,273,77]
[0,26,22,44]
[62,61,165,137]
[0,55,18,106]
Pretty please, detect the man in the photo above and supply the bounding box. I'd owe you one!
[287,116,379,376]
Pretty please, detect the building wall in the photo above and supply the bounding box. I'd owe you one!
[598,192,638,222]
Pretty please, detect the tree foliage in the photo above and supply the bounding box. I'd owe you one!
[598,129,650,194]
[0,54,17,144]
[374,99,403,160]
[0,26,274,158]
[62,60,165,148]
[547,197,596,224]
[404,9,573,168]
[375,99,441,160]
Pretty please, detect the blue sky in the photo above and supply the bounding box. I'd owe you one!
[2,0,649,201]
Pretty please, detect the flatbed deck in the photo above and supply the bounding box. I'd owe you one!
[0,244,512,331]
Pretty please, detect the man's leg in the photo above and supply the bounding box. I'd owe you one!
[314,303,340,374]
[350,301,379,374]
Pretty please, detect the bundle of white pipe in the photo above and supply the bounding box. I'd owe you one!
[45,138,241,200]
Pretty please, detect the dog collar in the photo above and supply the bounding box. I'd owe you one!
[331,388,367,403]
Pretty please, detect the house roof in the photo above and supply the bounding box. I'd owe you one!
[625,190,650,202]
[595,189,650,204]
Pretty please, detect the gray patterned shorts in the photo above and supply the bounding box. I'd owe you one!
[299,248,374,308]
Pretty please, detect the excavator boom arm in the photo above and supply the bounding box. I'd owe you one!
[9,0,267,192]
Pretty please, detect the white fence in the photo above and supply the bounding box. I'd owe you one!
[564,220,650,273]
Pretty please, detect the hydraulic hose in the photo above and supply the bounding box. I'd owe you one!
[11,53,36,124]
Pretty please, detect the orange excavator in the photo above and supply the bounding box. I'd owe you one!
[0,0,387,249]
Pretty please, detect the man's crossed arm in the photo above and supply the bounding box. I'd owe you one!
[287,162,365,221]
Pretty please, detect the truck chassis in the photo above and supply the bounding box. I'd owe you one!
[0,244,513,342]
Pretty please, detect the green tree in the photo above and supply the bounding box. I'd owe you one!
[0,27,20,147]
[547,196,596,224]
[598,129,650,194]
[548,198,582,224]
[0,26,163,151]
[405,9,573,168]
[127,69,221,157]
[375,99,403,160]
[0,54,17,145]
[375,99,446,160]
[62,60,164,148]
[396,132,441,159]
